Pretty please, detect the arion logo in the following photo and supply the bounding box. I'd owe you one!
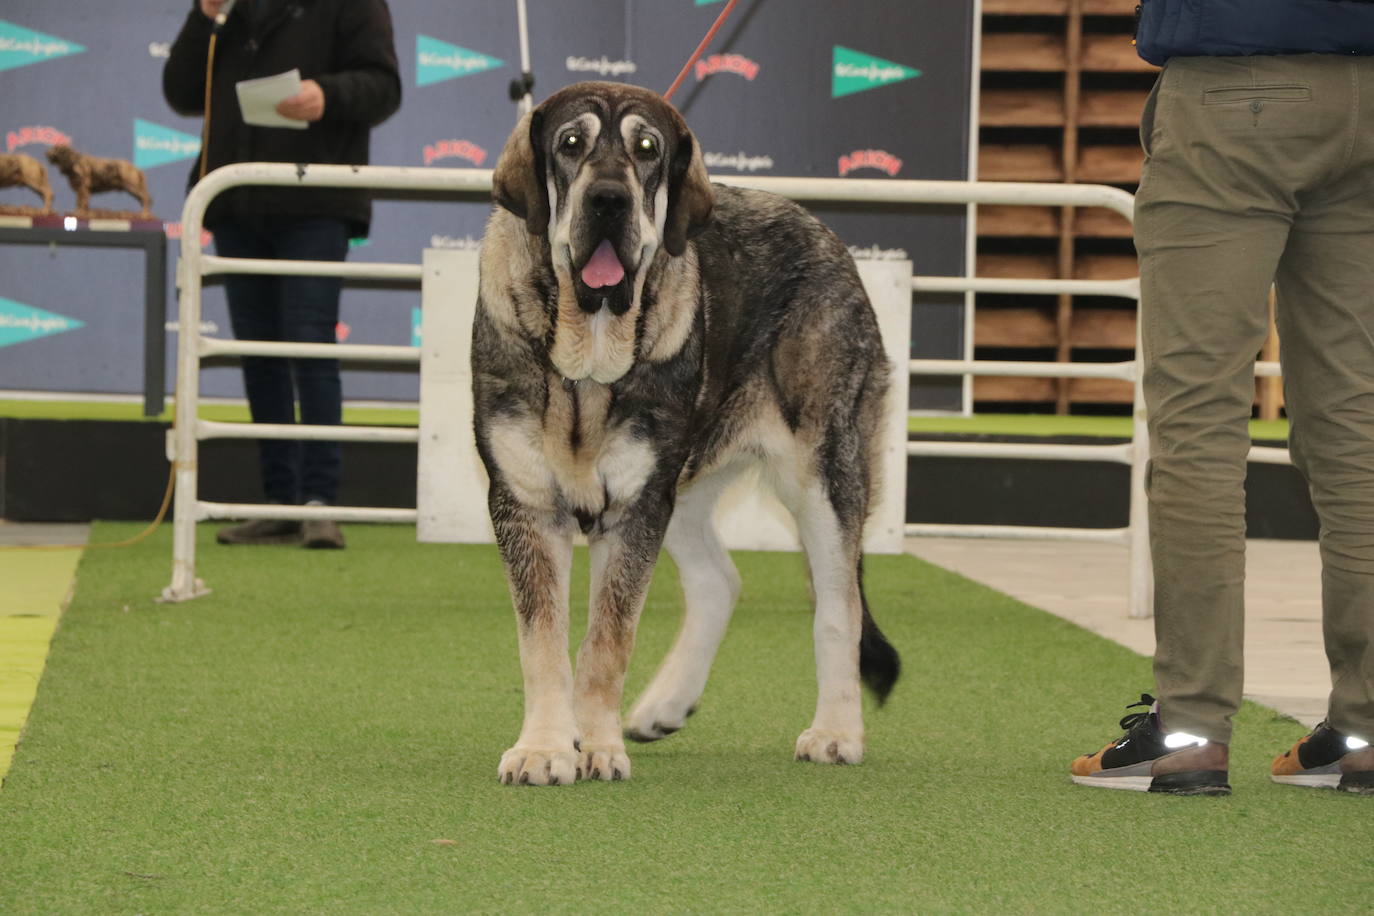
[6,124,72,153]
[0,20,85,73]
[134,119,201,169]
[838,149,903,177]
[0,296,84,349]
[695,53,759,83]
[416,35,503,87]
[422,139,487,167]
[832,46,921,98]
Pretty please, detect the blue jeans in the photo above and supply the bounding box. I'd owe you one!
[213,217,349,506]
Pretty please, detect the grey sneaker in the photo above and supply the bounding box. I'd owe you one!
[302,518,346,550]
[216,518,302,545]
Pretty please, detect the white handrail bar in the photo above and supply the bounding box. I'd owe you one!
[196,501,418,524]
[905,523,1132,545]
[200,339,420,362]
[202,254,423,281]
[908,441,1133,464]
[196,419,421,444]
[910,359,1136,381]
[913,276,1139,297]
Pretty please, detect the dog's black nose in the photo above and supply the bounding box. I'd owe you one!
[588,181,630,219]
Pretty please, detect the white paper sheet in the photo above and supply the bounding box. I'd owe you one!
[235,69,308,129]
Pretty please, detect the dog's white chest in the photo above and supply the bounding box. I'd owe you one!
[485,380,657,520]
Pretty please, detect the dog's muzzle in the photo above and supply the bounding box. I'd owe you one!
[572,181,635,316]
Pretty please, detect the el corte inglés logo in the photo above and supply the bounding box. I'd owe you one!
[416,35,503,86]
[0,20,85,73]
[134,119,202,169]
[0,296,85,349]
[832,46,921,98]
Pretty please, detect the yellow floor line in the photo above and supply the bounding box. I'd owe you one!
[0,548,80,783]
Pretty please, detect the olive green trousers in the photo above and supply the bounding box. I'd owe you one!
[1136,53,1374,744]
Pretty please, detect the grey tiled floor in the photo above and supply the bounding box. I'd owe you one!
[904,537,1328,728]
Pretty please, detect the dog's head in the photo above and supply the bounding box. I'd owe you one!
[491,82,713,382]
[45,145,76,169]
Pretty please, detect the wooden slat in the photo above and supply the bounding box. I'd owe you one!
[1068,377,1135,403]
[981,89,1065,126]
[979,144,1064,181]
[1076,145,1144,183]
[1079,89,1150,126]
[973,376,1058,403]
[977,253,1058,280]
[975,307,1057,348]
[1074,254,1138,281]
[976,205,1061,237]
[1069,308,1136,349]
[1258,290,1284,419]
[1073,208,1133,238]
[984,0,1068,13]
[1082,0,1139,12]
[981,33,1067,71]
[1080,34,1157,72]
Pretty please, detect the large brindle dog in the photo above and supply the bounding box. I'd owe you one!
[473,81,899,786]
[46,144,152,217]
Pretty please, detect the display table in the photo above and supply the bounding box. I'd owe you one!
[0,215,169,416]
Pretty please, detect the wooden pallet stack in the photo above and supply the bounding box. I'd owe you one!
[975,0,1153,413]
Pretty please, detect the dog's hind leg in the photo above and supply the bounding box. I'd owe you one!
[625,465,744,743]
[492,495,580,787]
[778,473,869,766]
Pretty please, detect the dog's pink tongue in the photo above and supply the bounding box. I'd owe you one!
[581,240,625,289]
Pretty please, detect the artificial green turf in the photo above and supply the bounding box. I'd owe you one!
[0,524,1365,914]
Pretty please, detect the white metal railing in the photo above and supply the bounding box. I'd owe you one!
[160,163,1289,620]
[161,163,492,602]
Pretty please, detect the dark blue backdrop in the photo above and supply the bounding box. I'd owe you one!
[0,0,972,407]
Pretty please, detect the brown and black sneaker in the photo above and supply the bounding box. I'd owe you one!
[216,518,302,545]
[1271,721,1374,794]
[1071,694,1230,795]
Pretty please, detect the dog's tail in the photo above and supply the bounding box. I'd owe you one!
[858,561,901,705]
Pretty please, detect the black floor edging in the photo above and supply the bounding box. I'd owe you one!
[0,417,1319,539]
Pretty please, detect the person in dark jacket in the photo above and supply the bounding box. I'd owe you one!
[163,0,401,549]
[1071,0,1374,795]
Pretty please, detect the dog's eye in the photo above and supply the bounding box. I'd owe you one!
[558,133,582,155]
[635,135,659,159]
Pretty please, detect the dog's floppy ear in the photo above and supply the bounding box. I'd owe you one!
[492,110,550,235]
[663,131,713,257]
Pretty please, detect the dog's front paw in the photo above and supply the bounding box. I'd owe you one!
[578,744,632,781]
[794,729,864,765]
[498,746,579,786]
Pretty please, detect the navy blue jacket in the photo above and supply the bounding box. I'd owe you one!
[1136,0,1374,66]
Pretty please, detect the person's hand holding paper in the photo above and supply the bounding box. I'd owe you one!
[235,69,318,129]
